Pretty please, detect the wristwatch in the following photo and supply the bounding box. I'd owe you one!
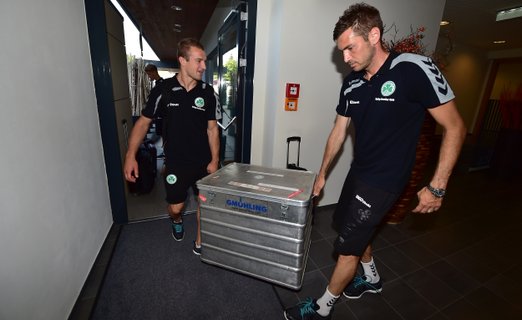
[427,184,446,198]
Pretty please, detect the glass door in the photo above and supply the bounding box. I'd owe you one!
[205,48,219,90]
[217,3,248,164]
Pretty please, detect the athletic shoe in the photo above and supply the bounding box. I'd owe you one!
[192,241,202,256]
[343,275,383,299]
[171,220,184,241]
[283,298,331,320]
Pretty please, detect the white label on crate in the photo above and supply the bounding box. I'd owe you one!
[228,181,272,192]
[257,183,299,192]
[246,170,284,177]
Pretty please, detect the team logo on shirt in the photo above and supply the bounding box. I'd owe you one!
[166,174,177,184]
[381,81,396,97]
[192,97,206,111]
[195,97,205,108]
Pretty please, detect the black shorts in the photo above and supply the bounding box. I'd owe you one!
[163,164,208,204]
[333,172,399,256]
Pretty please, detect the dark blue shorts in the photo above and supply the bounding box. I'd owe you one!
[163,164,207,204]
[333,173,399,256]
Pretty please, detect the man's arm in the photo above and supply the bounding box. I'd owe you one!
[314,114,351,196]
[413,100,466,213]
[206,120,220,174]
[123,116,153,182]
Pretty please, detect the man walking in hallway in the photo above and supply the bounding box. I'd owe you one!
[283,3,466,319]
[124,38,221,255]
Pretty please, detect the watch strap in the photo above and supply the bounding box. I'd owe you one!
[427,184,446,198]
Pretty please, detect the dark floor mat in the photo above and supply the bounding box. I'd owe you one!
[91,215,283,320]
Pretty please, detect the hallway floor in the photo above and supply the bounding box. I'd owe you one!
[275,169,522,319]
[70,167,522,320]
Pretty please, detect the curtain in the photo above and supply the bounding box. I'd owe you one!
[127,57,152,116]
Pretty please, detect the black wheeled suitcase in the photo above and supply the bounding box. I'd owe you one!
[286,136,307,171]
[128,139,157,194]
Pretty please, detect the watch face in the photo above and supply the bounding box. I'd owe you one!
[428,185,445,198]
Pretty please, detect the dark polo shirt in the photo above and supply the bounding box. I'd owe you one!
[336,52,455,193]
[142,75,221,167]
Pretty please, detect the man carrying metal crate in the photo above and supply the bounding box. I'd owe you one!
[124,38,221,255]
[284,3,466,320]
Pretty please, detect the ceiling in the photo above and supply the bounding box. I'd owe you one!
[117,0,220,62]
[117,0,522,62]
[441,0,522,52]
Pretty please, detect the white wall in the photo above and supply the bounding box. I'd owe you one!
[439,44,490,132]
[488,48,522,60]
[490,61,522,99]
[0,0,113,319]
[251,0,446,205]
[437,42,522,134]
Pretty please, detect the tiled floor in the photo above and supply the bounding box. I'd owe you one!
[70,163,522,320]
[274,169,522,319]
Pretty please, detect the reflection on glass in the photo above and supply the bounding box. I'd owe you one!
[219,29,239,163]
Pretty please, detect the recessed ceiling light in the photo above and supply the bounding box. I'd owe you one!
[496,6,522,21]
[171,5,183,11]
[440,20,450,26]
[493,40,507,44]
[174,24,182,28]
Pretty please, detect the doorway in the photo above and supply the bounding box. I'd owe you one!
[87,0,256,223]
[126,1,256,222]
[124,1,257,222]
[214,1,255,164]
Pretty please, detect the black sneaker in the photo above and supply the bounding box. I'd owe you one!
[343,275,382,299]
[192,241,202,256]
[171,220,184,241]
[283,298,331,320]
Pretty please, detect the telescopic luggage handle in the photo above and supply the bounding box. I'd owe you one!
[286,136,301,143]
[286,136,305,170]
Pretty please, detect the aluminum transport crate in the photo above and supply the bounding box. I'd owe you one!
[196,162,316,290]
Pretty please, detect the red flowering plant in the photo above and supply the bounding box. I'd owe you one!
[383,25,428,55]
[382,24,451,70]
[381,25,436,224]
[383,24,453,70]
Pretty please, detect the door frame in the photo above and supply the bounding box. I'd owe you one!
[216,0,256,164]
[85,0,128,223]
[86,0,257,223]
[243,0,257,164]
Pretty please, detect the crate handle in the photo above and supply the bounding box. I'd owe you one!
[280,203,289,220]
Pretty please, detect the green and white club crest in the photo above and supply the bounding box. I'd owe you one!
[194,97,205,108]
[166,174,177,185]
[381,81,396,97]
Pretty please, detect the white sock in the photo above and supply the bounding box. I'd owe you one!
[316,287,339,316]
[361,257,380,283]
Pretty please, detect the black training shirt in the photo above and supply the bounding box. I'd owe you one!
[142,75,221,166]
[336,52,455,193]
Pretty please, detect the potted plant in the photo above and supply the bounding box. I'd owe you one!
[382,26,439,224]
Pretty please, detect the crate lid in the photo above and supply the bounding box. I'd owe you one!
[197,163,316,206]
